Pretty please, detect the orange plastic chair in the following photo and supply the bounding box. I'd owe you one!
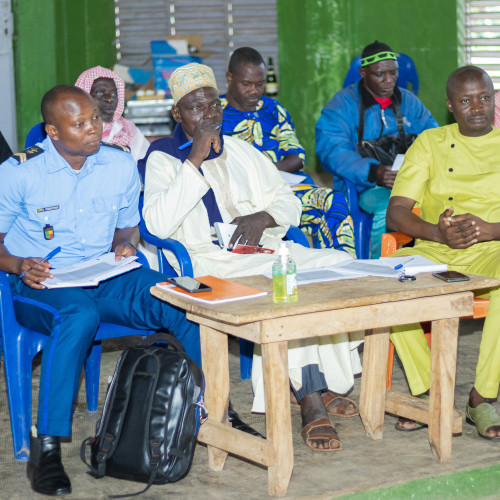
[382,213,489,389]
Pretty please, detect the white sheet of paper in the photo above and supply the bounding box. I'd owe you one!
[391,153,405,171]
[279,171,307,186]
[214,222,239,249]
[43,253,140,288]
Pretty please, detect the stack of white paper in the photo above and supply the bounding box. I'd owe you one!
[43,253,141,288]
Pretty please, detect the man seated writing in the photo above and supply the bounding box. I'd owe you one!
[142,62,363,453]
[221,47,355,255]
[0,85,200,496]
[387,66,500,439]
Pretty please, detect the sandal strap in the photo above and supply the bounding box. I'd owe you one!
[321,392,359,417]
[300,417,343,451]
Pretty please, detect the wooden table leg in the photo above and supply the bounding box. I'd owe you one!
[200,324,230,471]
[262,341,293,497]
[428,317,459,463]
[359,327,390,439]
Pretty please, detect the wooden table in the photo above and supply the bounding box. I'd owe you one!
[151,273,500,497]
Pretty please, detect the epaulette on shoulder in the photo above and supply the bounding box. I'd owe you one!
[11,145,44,164]
[101,142,131,153]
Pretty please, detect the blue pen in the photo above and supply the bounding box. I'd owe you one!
[178,124,221,150]
[20,246,62,278]
[394,257,414,270]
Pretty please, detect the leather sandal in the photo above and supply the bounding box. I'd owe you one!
[301,417,343,452]
[321,392,359,418]
[466,402,500,440]
[395,393,429,432]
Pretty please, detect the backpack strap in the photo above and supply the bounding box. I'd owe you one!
[139,331,185,353]
[107,440,162,498]
[357,86,407,146]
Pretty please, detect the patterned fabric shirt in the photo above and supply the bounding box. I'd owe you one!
[220,95,306,164]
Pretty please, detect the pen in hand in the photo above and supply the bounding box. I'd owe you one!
[178,124,221,150]
[19,246,62,278]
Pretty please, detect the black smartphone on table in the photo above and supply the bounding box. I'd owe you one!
[432,271,469,282]
[166,276,212,293]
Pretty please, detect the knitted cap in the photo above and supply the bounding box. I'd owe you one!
[168,63,218,104]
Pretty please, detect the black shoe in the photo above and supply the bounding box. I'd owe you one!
[228,401,265,439]
[27,433,72,496]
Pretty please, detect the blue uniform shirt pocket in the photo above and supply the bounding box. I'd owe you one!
[92,194,124,242]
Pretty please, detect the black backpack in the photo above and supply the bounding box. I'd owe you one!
[81,332,206,497]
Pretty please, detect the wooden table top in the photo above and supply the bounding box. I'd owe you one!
[151,273,500,326]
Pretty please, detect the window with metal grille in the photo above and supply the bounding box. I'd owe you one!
[466,0,500,88]
[114,0,278,91]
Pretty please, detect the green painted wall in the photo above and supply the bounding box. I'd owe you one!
[277,0,466,171]
[13,0,116,147]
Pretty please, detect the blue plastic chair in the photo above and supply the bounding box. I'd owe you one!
[0,263,154,460]
[342,53,419,95]
[340,53,417,259]
[24,122,47,148]
[138,196,309,379]
[342,177,373,260]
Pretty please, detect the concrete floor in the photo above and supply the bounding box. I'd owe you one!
[2,317,500,499]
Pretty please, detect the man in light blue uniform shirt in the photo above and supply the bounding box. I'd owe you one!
[0,85,200,496]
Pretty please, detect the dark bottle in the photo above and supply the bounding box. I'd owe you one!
[265,57,278,97]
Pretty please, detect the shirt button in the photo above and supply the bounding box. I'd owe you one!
[44,216,48,221]
[82,238,86,243]
[451,144,455,148]
[112,205,117,210]
[79,208,84,213]
[448,197,453,201]
[449,168,453,172]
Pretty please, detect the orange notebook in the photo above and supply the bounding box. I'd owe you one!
[156,275,267,304]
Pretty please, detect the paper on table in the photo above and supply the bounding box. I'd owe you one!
[279,171,307,186]
[391,153,405,171]
[378,255,448,275]
[334,259,401,278]
[263,262,399,285]
[43,253,140,288]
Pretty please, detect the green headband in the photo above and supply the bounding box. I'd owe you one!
[361,51,397,67]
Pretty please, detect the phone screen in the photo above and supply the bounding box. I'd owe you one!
[432,271,469,282]
[167,277,212,293]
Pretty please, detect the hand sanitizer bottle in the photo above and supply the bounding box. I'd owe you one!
[272,242,298,303]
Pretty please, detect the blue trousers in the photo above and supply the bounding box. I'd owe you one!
[8,267,200,437]
[359,186,391,259]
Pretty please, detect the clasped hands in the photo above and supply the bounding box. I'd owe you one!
[438,207,494,249]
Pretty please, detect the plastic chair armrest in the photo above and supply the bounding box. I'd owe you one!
[381,232,414,257]
[285,226,309,247]
[139,219,193,276]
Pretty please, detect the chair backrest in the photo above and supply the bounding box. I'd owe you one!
[342,177,372,259]
[25,122,47,148]
[343,53,420,95]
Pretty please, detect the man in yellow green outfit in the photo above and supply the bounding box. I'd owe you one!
[386,65,500,439]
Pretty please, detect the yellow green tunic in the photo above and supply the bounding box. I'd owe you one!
[390,124,500,398]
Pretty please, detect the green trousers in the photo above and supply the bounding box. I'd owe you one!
[390,243,500,399]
